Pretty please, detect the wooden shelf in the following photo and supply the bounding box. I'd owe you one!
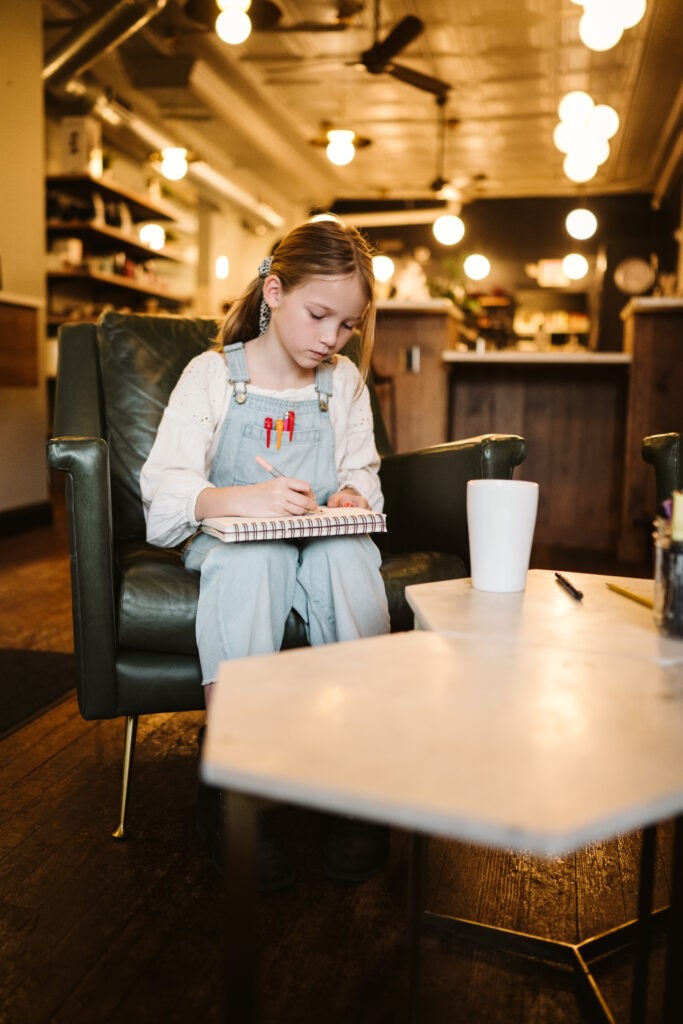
[46,173,178,222]
[46,220,186,263]
[46,174,192,327]
[47,269,188,304]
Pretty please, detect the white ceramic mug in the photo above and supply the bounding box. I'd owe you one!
[466,479,539,592]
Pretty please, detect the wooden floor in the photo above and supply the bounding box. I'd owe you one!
[0,500,672,1023]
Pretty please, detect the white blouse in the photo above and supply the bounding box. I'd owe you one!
[140,349,384,548]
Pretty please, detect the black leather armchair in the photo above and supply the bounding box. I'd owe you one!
[47,312,526,837]
[642,432,682,506]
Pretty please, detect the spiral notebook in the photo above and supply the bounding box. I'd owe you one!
[201,506,387,543]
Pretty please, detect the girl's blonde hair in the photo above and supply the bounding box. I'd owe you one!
[218,219,377,381]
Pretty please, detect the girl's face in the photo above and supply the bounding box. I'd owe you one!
[265,273,368,369]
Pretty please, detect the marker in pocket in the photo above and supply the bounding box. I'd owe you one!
[264,416,272,448]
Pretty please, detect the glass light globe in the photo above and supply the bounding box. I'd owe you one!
[553,121,585,154]
[372,255,395,283]
[160,147,188,181]
[215,255,230,280]
[579,10,624,51]
[433,214,465,246]
[139,223,166,251]
[464,254,491,281]
[566,208,597,240]
[579,135,610,166]
[326,130,355,167]
[558,90,594,126]
[588,103,619,140]
[563,151,598,183]
[215,9,252,44]
[619,0,647,30]
[562,253,589,280]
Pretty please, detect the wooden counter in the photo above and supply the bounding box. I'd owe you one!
[374,300,461,452]
[0,291,44,387]
[618,297,683,563]
[443,348,631,553]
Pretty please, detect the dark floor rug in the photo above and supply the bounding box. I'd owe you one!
[0,649,76,737]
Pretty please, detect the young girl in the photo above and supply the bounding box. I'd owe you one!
[140,218,390,883]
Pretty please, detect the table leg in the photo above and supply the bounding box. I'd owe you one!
[223,790,259,1024]
[663,814,683,1024]
[630,825,657,1024]
[408,832,429,1024]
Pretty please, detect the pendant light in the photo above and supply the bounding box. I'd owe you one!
[430,95,465,246]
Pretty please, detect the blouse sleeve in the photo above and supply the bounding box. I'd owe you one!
[140,351,228,547]
[332,358,384,512]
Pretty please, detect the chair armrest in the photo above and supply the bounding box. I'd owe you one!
[379,434,526,557]
[642,432,682,506]
[47,436,118,719]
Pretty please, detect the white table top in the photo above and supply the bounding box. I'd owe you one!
[202,625,683,857]
[407,570,683,666]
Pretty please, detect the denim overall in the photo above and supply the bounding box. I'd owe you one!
[185,342,390,685]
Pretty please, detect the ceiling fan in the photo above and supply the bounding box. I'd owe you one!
[357,1,450,97]
[424,94,486,202]
[236,1,451,97]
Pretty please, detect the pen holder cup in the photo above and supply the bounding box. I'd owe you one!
[653,518,683,638]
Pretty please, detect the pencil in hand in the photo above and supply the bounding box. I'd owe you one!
[254,455,319,512]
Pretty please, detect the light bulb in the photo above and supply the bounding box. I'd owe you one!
[588,104,619,140]
[575,135,610,167]
[464,254,491,281]
[619,0,647,30]
[432,214,465,246]
[372,255,395,283]
[562,253,589,280]
[579,10,624,51]
[215,9,252,44]
[558,91,594,126]
[215,255,230,280]
[563,151,598,183]
[139,223,166,250]
[160,146,188,181]
[553,121,585,155]
[326,129,355,167]
[566,208,597,240]
[217,0,251,9]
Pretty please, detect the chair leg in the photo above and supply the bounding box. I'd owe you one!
[112,715,138,841]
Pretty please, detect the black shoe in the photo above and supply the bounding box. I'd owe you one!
[323,815,390,883]
[196,728,295,891]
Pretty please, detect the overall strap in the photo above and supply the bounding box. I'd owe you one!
[315,358,335,412]
[223,341,250,404]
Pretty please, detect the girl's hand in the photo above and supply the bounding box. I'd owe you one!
[327,487,370,510]
[196,479,317,519]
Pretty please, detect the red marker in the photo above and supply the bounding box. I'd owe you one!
[287,409,295,441]
[264,416,272,448]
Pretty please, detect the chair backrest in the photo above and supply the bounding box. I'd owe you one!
[59,312,394,542]
[95,312,219,540]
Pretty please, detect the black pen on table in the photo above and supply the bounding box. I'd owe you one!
[554,571,583,601]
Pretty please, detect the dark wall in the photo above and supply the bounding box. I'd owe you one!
[347,191,679,351]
